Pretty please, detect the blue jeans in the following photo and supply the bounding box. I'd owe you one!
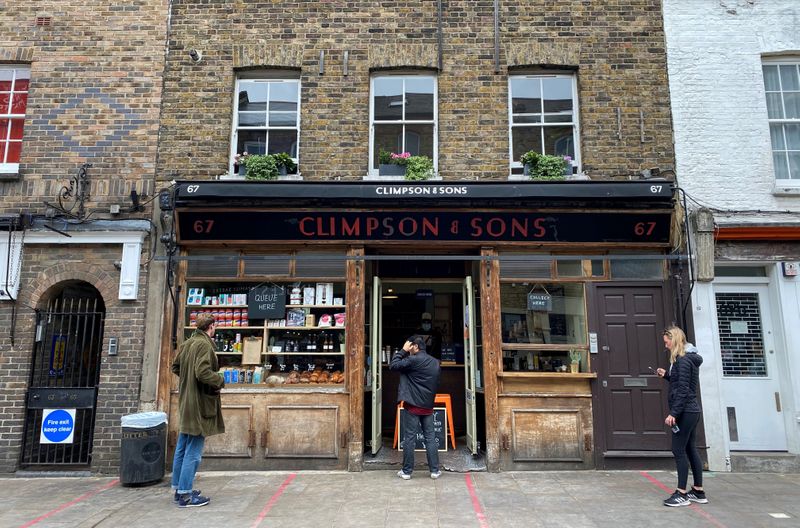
[171,433,205,494]
[402,410,439,475]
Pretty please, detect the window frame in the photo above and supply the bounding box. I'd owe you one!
[368,73,438,178]
[229,72,301,175]
[507,73,581,174]
[762,58,800,185]
[0,65,30,173]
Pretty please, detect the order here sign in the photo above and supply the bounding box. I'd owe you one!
[40,408,76,444]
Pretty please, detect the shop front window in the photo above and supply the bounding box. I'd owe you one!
[500,282,588,373]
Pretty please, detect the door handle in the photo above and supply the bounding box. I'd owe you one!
[775,392,782,413]
[601,346,609,351]
[602,380,608,388]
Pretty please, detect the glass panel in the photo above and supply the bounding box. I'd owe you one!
[267,130,297,157]
[0,118,7,141]
[6,140,20,163]
[544,126,575,157]
[542,78,573,114]
[237,81,268,112]
[500,283,587,345]
[763,65,780,91]
[779,65,800,91]
[786,123,800,149]
[714,266,766,277]
[405,78,434,121]
[784,93,800,119]
[0,70,12,91]
[510,77,541,116]
[373,124,403,168]
[404,123,434,158]
[238,112,266,127]
[766,93,784,119]
[374,77,403,121]
[0,93,9,113]
[14,78,29,92]
[789,151,800,179]
[514,115,541,124]
[591,260,604,277]
[610,259,664,279]
[236,130,267,155]
[0,141,6,162]
[269,82,298,111]
[556,260,582,277]
[512,126,540,161]
[543,114,573,123]
[10,92,27,114]
[268,111,297,126]
[9,118,24,140]
[770,123,786,149]
[773,152,790,179]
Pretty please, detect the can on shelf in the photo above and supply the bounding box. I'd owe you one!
[241,311,248,327]
[189,311,197,326]
[233,309,241,326]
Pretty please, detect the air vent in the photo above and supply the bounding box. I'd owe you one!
[295,252,346,278]
[186,255,239,278]
[35,16,52,26]
[242,255,290,277]
[499,256,552,279]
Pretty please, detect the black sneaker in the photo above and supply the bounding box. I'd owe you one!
[686,488,708,504]
[178,493,210,508]
[663,490,691,507]
[173,489,201,503]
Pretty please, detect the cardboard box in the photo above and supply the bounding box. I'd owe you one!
[315,282,334,305]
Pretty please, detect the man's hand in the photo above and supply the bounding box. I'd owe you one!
[402,341,413,353]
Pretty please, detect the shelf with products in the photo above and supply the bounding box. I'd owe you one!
[500,346,589,374]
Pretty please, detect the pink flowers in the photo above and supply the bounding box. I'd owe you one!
[390,151,411,161]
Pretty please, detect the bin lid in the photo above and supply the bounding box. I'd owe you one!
[121,411,167,428]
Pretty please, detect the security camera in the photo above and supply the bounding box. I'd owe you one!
[189,49,202,63]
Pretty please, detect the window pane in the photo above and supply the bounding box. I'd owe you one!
[9,118,24,140]
[786,123,800,149]
[405,78,434,120]
[773,152,790,179]
[374,78,403,121]
[14,78,29,92]
[0,70,12,91]
[500,283,586,345]
[763,65,780,91]
[514,114,541,124]
[610,259,664,279]
[779,65,800,91]
[510,78,541,116]
[0,141,6,162]
[512,126,541,161]
[591,260,604,276]
[10,92,27,114]
[542,78,573,114]
[789,152,800,179]
[237,130,267,155]
[770,123,786,149]
[544,126,574,158]
[238,112,266,127]
[556,260,582,277]
[6,140,21,163]
[373,124,403,168]
[237,81,267,112]
[715,266,766,277]
[268,111,297,126]
[766,93,784,119]
[269,82,298,112]
[784,92,800,119]
[544,114,573,123]
[404,123,434,158]
[0,93,9,113]
[267,130,297,157]
[0,119,7,140]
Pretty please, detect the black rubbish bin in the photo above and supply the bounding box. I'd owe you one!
[120,411,167,486]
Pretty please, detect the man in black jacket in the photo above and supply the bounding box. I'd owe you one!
[390,335,441,480]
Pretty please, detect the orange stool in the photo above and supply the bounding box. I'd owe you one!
[392,394,456,450]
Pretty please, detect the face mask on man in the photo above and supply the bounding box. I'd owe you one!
[421,322,432,331]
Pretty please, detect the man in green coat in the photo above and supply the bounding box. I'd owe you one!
[170,313,225,508]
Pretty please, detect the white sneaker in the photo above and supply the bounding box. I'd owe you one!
[430,471,442,479]
[397,470,411,480]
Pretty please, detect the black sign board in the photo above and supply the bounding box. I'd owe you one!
[248,286,286,319]
[178,210,671,244]
[527,293,552,311]
[398,407,447,452]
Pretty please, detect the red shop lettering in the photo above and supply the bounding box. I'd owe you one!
[299,216,441,238]
[469,217,547,238]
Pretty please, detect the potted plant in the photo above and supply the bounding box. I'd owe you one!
[243,154,279,181]
[378,150,409,176]
[272,152,297,175]
[404,155,434,181]
[569,349,581,373]
[520,150,569,181]
[234,152,249,176]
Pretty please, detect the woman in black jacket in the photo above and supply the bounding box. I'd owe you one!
[657,326,706,507]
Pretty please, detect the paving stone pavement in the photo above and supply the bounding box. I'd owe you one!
[1,470,799,528]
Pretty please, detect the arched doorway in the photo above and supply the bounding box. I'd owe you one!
[20,281,106,468]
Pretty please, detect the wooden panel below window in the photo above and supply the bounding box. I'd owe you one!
[205,404,254,458]
[266,405,339,458]
[511,409,582,462]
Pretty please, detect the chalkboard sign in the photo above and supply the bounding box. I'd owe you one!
[527,293,552,311]
[398,407,447,452]
[248,286,286,319]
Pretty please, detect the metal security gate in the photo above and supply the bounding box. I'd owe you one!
[20,296,105,467]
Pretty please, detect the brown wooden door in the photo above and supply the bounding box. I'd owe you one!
[595,285,670,452]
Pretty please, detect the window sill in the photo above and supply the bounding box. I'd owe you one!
[772,184,800,196]
[217,173,303,181]
[0,172,20,182]
[508,173,590,182]
[362,173,442,181]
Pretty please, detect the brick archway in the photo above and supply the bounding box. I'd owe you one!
[22,264,118,311]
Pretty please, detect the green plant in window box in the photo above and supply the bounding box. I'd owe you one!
[520,150,568,181]
[244,154,279,181]
[404,155,434,181]
[569,349,582,373]
[272,152,297,175]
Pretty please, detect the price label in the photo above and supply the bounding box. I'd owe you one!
[293,364,300,371]
[307,363,315,371]
[278,363,287,372]
[326,362,335,371]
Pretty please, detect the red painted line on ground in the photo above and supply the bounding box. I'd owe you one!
[640,471,727,528]
[251,473,297,528]
[464,473,490,528]
[17,478,120,528]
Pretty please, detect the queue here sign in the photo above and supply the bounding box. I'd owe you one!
[40,408,76,444]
